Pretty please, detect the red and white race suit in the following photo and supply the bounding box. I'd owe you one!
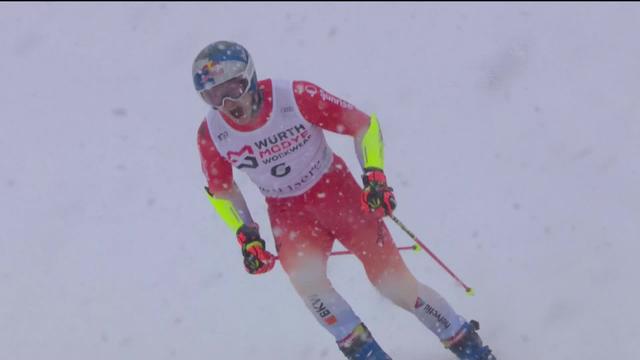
[197,79,465,342]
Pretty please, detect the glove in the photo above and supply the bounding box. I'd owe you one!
[236,224,276,275]
[361,168,397,217]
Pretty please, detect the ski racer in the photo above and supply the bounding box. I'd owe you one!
[193,40,496,360]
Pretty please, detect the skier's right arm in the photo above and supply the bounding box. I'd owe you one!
[197,121,275,274]
[197,121,253,232]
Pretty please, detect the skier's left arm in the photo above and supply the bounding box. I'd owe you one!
[293,81,396,217]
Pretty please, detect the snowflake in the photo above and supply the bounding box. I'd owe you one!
[272,227,283,237]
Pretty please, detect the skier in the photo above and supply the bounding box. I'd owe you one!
[193,40,496,360]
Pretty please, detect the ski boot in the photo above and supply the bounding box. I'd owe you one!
[337,323,392,360]
[443,320,496,360]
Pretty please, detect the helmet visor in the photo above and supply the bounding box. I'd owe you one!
[200,76,250,108]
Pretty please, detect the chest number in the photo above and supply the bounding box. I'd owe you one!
[271,163,291,177]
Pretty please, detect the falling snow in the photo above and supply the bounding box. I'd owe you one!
[2,4,638,360]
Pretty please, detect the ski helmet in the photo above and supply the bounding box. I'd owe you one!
[192,41,258,107]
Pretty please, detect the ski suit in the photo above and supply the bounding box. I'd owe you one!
[197,79,466,343]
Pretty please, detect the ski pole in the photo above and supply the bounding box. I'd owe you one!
[389,214,475,296]
[274,245,418,261]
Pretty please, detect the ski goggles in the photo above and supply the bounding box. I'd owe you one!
[200,76,250,108]
[198,57,255,108]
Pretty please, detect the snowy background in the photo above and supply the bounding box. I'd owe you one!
[1,3,639,359]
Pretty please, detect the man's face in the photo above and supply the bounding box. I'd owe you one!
[200,76,256,124]
[218,90,255,124]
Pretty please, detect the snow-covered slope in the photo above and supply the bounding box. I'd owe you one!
[1,3,638,359]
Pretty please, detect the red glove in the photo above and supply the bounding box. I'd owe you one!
[361,168,397,217]
[236,224,276,275]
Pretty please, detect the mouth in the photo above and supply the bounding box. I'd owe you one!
[230,106,244,119]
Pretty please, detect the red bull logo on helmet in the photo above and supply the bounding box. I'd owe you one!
[194,60,225,91]
[193,41,253,93]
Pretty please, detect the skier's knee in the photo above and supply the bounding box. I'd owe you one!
[287,268,331,295]
[370,274,418,311]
